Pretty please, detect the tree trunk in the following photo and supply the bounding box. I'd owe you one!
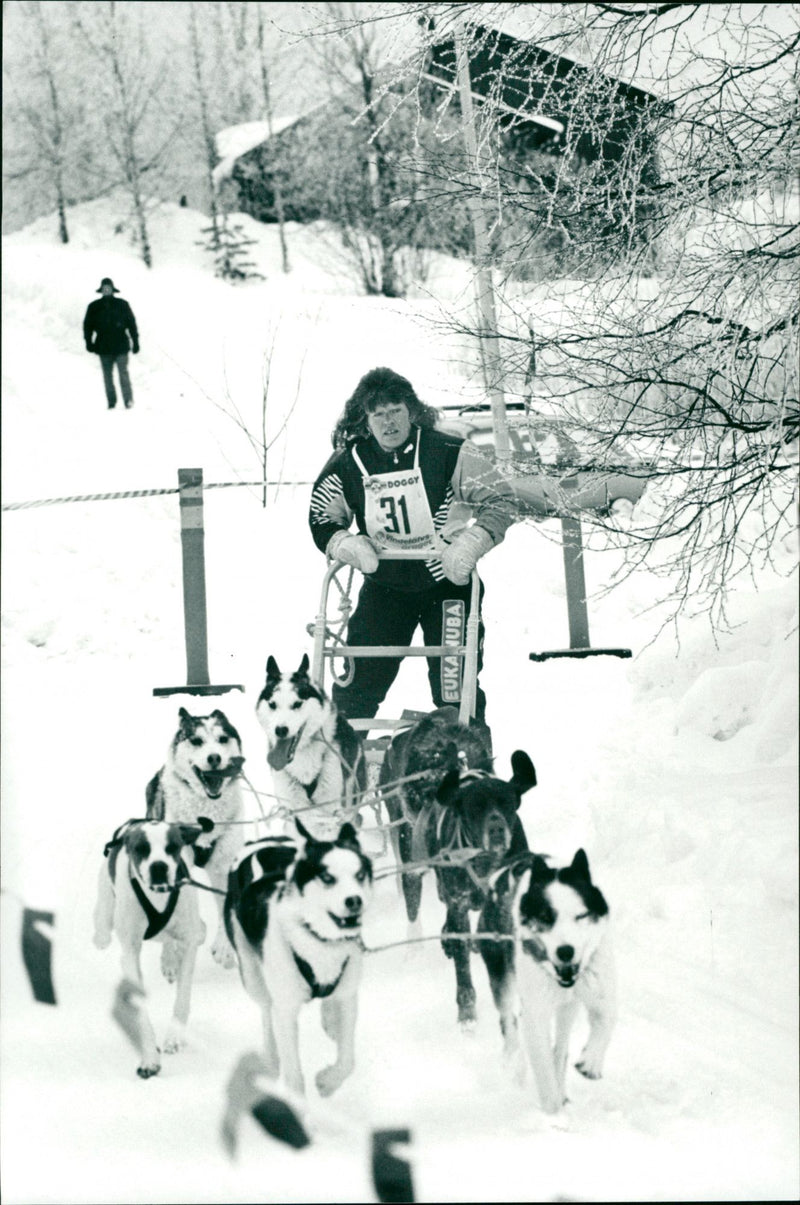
[454,21,510,461]
[34,0,69,245]
[257,3,289,273]
[189,2,220,243]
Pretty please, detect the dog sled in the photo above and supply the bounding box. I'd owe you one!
[309,550,481,774]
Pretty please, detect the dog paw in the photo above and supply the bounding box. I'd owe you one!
[161,941,181,982]
[503,1044,526,1086]
[456,992,477,1027]
[576,1059,602,1080]
[315,1064,349,1097]
[136,1062,161,1079]
[458,1018,477,1036]
[211,936,236,969]
[93,930,112,950]
[163,1022,186,1054]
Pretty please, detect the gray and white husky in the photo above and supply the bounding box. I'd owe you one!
[255,654,366,841]
[146,707,245,968]
[480,849,617,1113]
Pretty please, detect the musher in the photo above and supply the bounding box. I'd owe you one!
[308,367,517,740]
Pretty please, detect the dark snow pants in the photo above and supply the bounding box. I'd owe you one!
[331,577,487,725]
[99,354,133,408]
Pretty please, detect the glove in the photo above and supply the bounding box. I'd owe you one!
[440,526,495,585]
[85,343,94,353]
[131,344,139,354]
[326,530,379,574]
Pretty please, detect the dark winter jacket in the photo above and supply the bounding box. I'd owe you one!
[309,425,516,592]
[83,296,139,356]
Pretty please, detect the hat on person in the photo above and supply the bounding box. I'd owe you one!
[96,277,120,293]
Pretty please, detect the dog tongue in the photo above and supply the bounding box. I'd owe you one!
[268,737,295,771]
[202,771,224,797]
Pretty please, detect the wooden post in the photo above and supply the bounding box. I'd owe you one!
[455,22,511,462]
[153,468,243,697]
[178,467,210,686]
[529,504,632,661]
[529,480,632,662]
[561,515,591,650]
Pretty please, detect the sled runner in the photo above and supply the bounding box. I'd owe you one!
[309,550,481,771]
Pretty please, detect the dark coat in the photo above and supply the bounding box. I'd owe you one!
[309,426,515,593]
[83,296,139,356]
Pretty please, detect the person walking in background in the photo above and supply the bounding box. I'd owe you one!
[83,277,139,409]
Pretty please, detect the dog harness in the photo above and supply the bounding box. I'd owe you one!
[128,861,191,940]
[301,776,321,800]
[190,840,217,869]
[104,823,192,941]
[292,951,349,999]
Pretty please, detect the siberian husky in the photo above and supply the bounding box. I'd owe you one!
[255,655,367,840]
[93,819,206,1077]
[480,849,617,1113]
[146,707,246,968]
[224,819,373,1097]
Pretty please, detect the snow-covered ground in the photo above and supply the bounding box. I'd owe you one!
[2,198,798,1203]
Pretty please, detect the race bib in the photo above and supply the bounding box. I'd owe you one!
[363,466,438,551]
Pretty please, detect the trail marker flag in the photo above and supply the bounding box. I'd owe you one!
[21,908,56,1005]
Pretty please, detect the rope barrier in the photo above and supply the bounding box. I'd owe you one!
[2,486,179,511]
[7,458,793,512]
[1,479,316,512]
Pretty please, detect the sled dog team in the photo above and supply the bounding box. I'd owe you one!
[94,655,616,1114]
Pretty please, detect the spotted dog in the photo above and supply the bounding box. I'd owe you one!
[146,707,245,968]
[256,654,366,841]
[93,819,206,1078]
[224,820,373,1097]
[480,849,617,1113]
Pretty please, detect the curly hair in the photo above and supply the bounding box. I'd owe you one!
[331,367,440,449]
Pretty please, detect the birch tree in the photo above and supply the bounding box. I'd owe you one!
[71,0,179,267]
[3,0,85,243]
[256,1,290,274]
[189,1,222,244]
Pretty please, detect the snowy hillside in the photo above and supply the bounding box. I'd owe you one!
[1,197,798,1204]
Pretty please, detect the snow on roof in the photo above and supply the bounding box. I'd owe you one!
[213,115,305,186]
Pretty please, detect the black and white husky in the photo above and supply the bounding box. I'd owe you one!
[255,655,367,841]
[146,707,246,968]
[224,820,373,1097]
[480,849,617,1113]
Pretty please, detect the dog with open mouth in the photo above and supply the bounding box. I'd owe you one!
[256,654,367,841]
[93,819,207,1078]
[146,707,246,968]
[479,849,617,1113]
[224,819,373,1097]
